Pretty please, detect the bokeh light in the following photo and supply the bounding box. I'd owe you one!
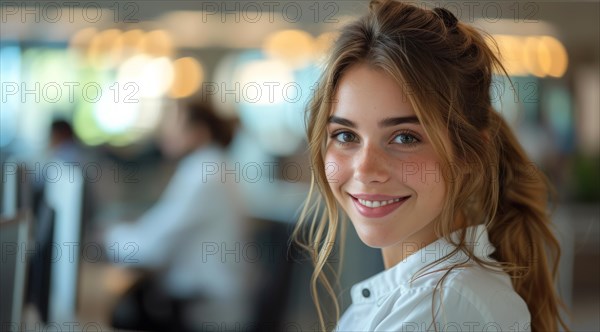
[169,57,204,99]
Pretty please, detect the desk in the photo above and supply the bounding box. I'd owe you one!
[77,261,143,329]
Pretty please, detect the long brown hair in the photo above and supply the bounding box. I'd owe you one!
[292,1,569,331]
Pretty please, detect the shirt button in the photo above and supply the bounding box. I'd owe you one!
[362,288,371,298]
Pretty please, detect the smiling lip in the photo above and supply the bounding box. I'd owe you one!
[350,193,410,218]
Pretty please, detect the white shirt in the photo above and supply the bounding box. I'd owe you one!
[105,145,252,301]
[336,225,531,332]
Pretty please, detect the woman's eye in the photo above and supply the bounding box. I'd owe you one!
[393,133,419,144]
[333,132,357,143]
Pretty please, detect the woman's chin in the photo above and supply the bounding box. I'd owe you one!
[355,230,395,249]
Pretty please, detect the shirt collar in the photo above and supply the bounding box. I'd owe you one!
[349,225,495,304]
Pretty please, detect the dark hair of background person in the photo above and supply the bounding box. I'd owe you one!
[179,100,236,148]
[50,120,75,142]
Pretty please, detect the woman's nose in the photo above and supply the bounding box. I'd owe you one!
[353,144,390,184]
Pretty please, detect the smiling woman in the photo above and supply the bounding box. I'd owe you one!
[292,1,570,331]
[325,65,445,265]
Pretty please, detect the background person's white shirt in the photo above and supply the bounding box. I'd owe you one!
[105,144,253,307]
[336,225,531,332]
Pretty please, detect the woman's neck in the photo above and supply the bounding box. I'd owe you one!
[381,221,439,269]
[381,212,468,269]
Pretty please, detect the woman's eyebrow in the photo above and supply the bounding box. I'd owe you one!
[327,115,420,128]
[328,116,356,128]
[379,116,420,127]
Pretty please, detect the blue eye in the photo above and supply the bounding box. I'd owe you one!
[393,133,420,144]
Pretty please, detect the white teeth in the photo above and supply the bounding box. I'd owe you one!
[357,198,402,208]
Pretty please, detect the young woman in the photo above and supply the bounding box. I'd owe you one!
[293,1,569,331]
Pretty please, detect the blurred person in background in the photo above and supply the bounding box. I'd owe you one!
[31,119,87,194]
[26,119,91,322]
[31,118,92,216]
[48,120,85,164]
[103,100,255,331]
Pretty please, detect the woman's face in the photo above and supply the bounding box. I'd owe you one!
[324,64,447,256]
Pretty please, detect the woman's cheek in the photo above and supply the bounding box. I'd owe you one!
[324,149,346,186]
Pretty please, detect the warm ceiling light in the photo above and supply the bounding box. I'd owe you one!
[119,29,145,59]
[492,35,528,76]
[169,57,204,99]
[263,29,315,68]
[69,28,98,52]
[539,36,568,77]
[523,37,546,78]
[87,29,123,68]
[138,30,173,58]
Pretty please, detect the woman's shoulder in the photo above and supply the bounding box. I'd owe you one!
[446,264,529,315]
[387,264,531,331]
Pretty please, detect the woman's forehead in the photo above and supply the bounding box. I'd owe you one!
[330,64,416,120]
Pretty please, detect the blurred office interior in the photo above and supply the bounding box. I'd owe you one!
[1,1,599,331]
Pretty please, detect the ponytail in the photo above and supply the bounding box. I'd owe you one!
[487,110,569,331]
